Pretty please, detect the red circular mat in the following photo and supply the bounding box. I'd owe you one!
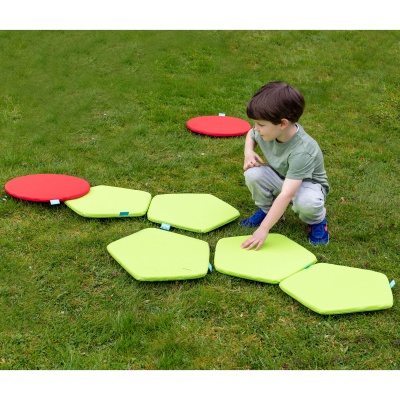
[5,174,90,202]
[186,116,251,137]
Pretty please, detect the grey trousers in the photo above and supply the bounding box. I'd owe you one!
[244,166,326,225]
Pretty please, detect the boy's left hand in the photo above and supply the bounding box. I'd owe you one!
[241,226,269,251]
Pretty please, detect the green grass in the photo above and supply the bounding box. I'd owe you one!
[0,30,399,370]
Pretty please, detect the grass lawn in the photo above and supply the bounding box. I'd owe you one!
[0,30,399,371]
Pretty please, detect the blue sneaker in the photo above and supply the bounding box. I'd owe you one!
[308,218,329,245]
[240,208,266,228]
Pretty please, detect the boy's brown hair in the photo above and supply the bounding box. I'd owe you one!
[247,81,305,124]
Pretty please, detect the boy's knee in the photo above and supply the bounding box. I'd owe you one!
[293,195,324,215]
[244,166,263,184]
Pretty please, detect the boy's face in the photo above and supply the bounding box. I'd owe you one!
[253,120,283,142]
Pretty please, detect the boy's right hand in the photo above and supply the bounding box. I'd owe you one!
[241,225,269,251]
[243,151,265,170]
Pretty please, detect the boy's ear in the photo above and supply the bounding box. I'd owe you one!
[280,118,290,129]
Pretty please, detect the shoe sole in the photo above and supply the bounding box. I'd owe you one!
[309,237,329,246]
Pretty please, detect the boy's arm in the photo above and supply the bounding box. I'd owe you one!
[244,129,265,170]
[241,178,302,250]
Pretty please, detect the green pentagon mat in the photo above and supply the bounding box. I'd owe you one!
[147,193,240,233]
[65,185,152,218]
[214,234,317,284]
[107,228,210,281]
[279,263,394,315]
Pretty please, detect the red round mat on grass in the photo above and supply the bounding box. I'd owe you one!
[5,174,90,202]
[186,116,251,137]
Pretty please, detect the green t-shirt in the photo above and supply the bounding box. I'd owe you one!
[250,124,330,194]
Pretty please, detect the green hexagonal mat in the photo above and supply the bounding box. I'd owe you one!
[107,228,210,281]
[147,193,240,233]
[279,263,394,315]
[214,234,317,284]
[65,185,152,218]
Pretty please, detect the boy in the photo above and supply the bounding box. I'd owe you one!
[240,81,330,250]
